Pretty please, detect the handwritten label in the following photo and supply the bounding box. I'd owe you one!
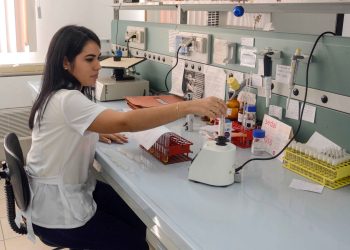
[261,114,293,161]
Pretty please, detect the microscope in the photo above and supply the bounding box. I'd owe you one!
[95,57,149,101]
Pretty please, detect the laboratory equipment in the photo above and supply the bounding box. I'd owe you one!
[141,132,193,165]
[283,144,350,189]
[286,48,304,109]
[188,136,236,186]
[242,105,256,129]
[251,129,266,155]
[262,51,273,108]
[218,118,232,140]
[189,115,236,186]
[96,57,149,101]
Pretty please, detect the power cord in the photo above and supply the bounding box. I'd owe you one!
[126,35,136,58]
[163,38,194,92]
[235,31,336,173]
[164,46,182,92]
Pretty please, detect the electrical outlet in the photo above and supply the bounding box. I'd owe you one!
[171,31,210,64]
[125,26,146,50]
[194,37,207,53]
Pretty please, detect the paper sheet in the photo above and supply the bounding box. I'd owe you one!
[306,132,341,151]
[300,103,316,123]
[241,37,255,47]
[257,59,264,76]
[289,179,324,193]
[169,59,185,97]
[131,126,171,150]
[275,64,291,85]
[268,105,282,120]
[168,30,178,53]
[203,65,226,99]
[285,99,299,120]
[240,47,257,68]
[262,114,293,160]
[213,39,228,65]
[251,74,262,87]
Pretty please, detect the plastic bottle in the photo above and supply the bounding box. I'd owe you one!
[243,105,256,130]
[251,129,265,155]
[218,118,232,140]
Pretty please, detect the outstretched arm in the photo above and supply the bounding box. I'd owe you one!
[88,96,227,134]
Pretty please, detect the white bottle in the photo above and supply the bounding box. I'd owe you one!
[251,129,265,155]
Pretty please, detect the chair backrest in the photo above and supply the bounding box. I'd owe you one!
[3,132,30,211]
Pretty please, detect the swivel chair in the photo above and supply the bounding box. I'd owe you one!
[0,132,67,250]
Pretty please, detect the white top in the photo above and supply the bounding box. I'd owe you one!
[26,89,106,228]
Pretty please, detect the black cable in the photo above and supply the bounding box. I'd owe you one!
[5,181,27,234]
[126,36,135,58]
[164,46,182,92]
[235,31,336,173]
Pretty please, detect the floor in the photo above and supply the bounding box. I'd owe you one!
[0,179,63,250]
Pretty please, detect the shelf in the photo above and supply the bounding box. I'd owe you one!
[112,2,177,10]
[114,1,350,13]
[179,2,350,13]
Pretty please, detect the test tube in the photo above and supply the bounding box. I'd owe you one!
[218,115,225,137]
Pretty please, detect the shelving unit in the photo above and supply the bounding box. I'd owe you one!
[113,0,350,14]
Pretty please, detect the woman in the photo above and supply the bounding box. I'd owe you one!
[26,25,226,250]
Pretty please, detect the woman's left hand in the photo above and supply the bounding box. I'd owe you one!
[99,133,128,144]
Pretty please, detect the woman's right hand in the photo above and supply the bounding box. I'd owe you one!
[188,96,227,119]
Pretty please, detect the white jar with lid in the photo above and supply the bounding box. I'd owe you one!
[251,129,265,155]
[243,105,256,130]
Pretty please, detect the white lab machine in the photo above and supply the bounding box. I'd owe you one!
[96,57,149,101]
[188,136,236,186]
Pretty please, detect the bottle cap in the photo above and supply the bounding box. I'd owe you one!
[253,129,265,138]
[245,105,256,112]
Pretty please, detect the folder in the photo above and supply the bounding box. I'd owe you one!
[125,95,184,109]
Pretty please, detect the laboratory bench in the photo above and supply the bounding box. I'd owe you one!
[95,101,350,250]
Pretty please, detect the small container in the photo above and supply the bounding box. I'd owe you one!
[114,49,123,61]
[243,105,256,129]
[251,129,265,155]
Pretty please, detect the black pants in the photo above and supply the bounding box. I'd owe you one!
[33,181,148,250]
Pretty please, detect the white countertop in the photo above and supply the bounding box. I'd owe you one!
[95,101,350,250]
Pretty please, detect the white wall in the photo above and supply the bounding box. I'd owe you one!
[36,0,113,57]
[0,0,114,64]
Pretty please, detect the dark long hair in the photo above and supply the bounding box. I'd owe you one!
[29,25,100,129]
